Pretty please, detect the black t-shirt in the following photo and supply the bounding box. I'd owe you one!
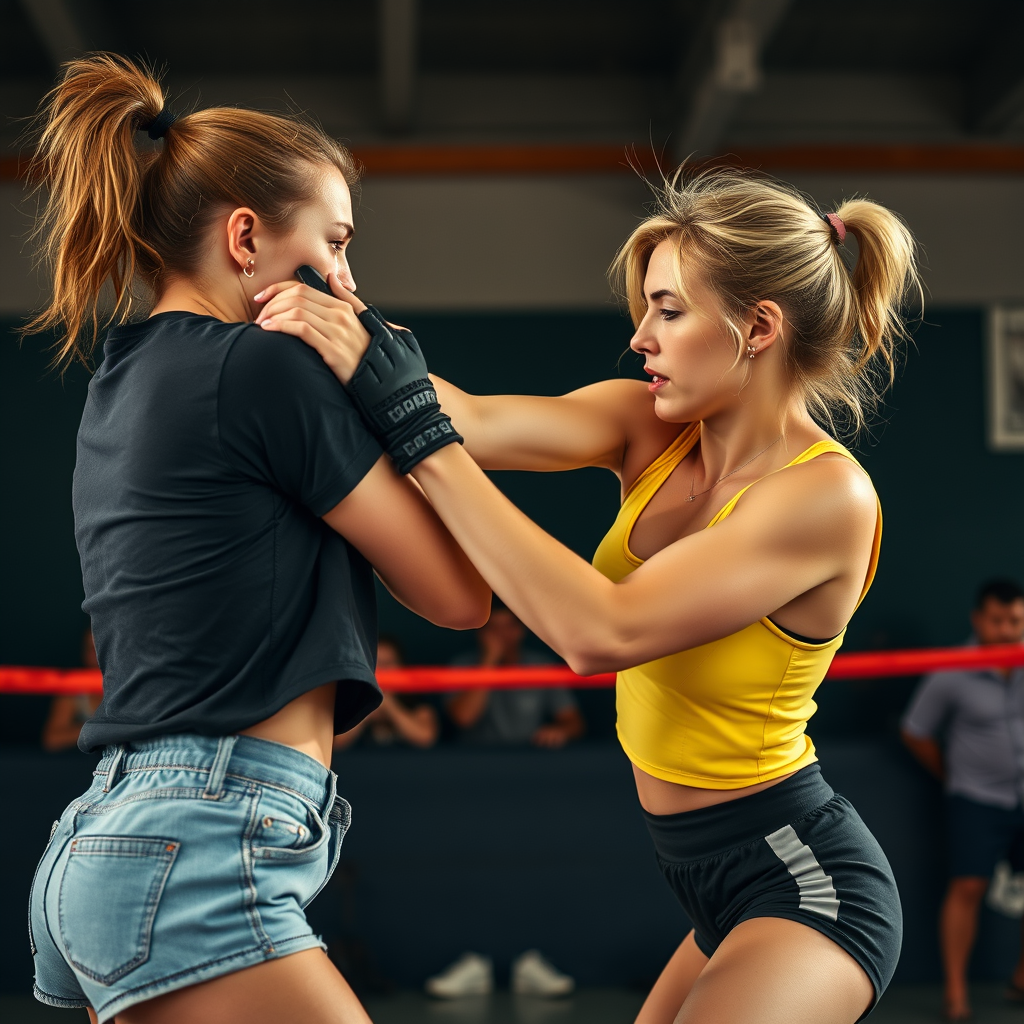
[75,312,384,752]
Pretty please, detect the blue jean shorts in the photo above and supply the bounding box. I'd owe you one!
[29,733,352,1022]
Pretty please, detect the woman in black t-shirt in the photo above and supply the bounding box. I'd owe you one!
[26,54,486,1024]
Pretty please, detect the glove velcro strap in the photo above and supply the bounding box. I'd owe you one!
[368,379,439,436]
[389,414,464,474]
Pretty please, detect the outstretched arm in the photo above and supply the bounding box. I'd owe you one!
[432,376,671,474]
[267,290,874,667]
[410,444,877,674]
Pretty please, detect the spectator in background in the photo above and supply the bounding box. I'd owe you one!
[426,605,582,998]
[41,628,101,752]
[334,636,439,749]
[902,578,1024,1021]
[447,603,585,747]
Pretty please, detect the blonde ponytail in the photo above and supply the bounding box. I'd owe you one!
[25,54,165,368]
[836,197,921,389]
[25,53,359,369]
[612,167,923,436]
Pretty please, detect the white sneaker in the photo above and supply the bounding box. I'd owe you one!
[511,950,574,997]
[425,952,494,998]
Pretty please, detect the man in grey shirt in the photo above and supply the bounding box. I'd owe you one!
[447,603,585,747]
[902,578,1024,1021]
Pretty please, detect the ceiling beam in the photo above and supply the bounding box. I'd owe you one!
[8,144,1024,184]
[673,0,795,160]
[379,0,418,134]
[965,8,1024,135]
[15,0,90,68]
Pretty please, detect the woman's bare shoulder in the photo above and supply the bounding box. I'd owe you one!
[737,450,878,548]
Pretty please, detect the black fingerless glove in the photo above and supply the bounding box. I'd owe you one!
[345,306,463,474]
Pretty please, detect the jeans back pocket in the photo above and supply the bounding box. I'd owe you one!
[58,836,179,984]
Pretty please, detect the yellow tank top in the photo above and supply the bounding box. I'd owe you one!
[592,423,882,789]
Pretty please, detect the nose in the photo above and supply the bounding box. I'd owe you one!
[630,309,658,355]
[336,254,356,293]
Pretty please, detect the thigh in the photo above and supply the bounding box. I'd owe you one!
[676,918,873,1024]
[114,949,372,1024]
[635,932,708,1024]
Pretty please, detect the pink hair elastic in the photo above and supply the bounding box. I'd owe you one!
[823,212,847,243]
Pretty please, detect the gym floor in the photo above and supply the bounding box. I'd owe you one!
[1,985,1022,1023]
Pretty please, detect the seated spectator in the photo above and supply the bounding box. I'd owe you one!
[42,628,101,752]
[901,578,1024,1021]
[334,636,439,749]
[447,604,585,747]
[427,607,582,997]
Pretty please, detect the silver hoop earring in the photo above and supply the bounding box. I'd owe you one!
[243,259,255,278]
[747,345,757,360]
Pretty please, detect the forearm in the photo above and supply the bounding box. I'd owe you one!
[375,536,489,630]
[42,722,82,751]
[901,731,945,780]
[555,708,586,740]
[325,457,491,630]
[447,688,490,727]
[411,445,623,673]
[432,376,482,450]
[432,376,542,469]
[386,702,439,747]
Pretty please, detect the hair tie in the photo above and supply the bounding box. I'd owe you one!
[823,212,846,244]
[139,108,177,141]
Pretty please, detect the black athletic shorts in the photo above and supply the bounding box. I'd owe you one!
[642,764,901,1013]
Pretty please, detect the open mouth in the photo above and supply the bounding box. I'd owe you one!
[646,369,669,391]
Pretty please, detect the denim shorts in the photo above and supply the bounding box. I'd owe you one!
[29,733,351,1022]
[643,765,901,1019]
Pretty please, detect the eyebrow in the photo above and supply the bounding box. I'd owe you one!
[648,288,678,301]
[333,221,355,239]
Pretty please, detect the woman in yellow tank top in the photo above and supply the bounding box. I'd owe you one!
[304,167,920,1023]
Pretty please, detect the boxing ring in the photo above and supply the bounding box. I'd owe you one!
[3,645,1023,992]
[3,642,1024,695]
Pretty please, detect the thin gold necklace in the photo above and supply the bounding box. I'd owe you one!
[687,435,783,502]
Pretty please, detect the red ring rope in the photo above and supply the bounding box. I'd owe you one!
[1,644,1023,694]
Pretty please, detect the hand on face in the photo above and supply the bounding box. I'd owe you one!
[253,273,371,385]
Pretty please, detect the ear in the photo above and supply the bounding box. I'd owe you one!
[225,207,263,273]
[745,300,785,356]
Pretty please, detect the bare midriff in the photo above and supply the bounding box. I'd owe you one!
[240,681,338,769]
[633,762,798,816]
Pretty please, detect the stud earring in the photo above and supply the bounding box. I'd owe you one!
[243,258,255,278]
[747,345,757,360]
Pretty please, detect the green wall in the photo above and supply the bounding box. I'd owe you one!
[3,308,1020,675]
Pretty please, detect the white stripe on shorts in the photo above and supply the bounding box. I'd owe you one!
[765,824,841,921]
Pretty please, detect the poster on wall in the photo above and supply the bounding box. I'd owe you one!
[989,306,1024,450]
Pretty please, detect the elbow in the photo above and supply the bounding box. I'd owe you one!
[561,619,636,677]
[566,653,614,678]
[563,639,620,679]
[427,588,492,631]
